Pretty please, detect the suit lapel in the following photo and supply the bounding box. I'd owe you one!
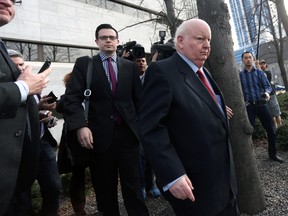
[175,55,227,126]
[116,57,125,96]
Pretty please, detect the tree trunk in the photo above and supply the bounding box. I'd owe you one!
[163,0,180,38]
[196,0,266,214]
[275,0,288,37]
[267,1,288,89]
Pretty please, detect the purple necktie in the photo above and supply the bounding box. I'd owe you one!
[108,57,117,95]
[107,57,122,124]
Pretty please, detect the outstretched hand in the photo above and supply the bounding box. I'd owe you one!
[17,65,52,95]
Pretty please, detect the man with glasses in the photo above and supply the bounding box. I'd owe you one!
[64,24,149,215]
[11,0,22,5]
[0,0,52,215]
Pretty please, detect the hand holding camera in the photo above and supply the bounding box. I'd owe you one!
[262,92,270,102]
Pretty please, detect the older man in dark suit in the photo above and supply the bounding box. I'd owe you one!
[0,1,51,215]
[64,24,149,216]
[139,19,239,216]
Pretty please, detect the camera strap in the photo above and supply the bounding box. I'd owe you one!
[83,56,93,121]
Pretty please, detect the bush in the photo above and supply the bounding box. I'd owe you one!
[277,92,288,120]
[276,121,288,151]
[31,181,42,215]
[252,118,266,140]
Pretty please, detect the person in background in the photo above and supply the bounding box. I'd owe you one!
[57,72,103,215]
[63,24,149,215]
[7,49,26,72]
[134,56,161,200]
[260,60,282,128]
[0,1,51,215]
[8,49,62,215]
[240,51,283,163]
[139,18,239,215]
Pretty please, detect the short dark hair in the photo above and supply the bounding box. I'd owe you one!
[241,51,253,59]
[95,24,118,39]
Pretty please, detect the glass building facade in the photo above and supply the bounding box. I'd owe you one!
[229,0,272,63]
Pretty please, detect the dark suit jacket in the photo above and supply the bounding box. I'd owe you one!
[64,54,142,152]
[139,53,237,215]
[0,48,39,215]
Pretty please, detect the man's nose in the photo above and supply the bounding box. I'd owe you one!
[204,40,210,48]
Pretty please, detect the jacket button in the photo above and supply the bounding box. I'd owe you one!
[110,115,114,119]
[14,130,23,137]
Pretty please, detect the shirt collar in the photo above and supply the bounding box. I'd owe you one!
[177,51,202,73]
[243,66,257,73]
[100,52,117,62]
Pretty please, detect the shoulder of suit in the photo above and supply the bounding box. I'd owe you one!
[75,55,99,62]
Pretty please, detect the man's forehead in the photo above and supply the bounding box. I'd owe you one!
[136,58,146,62]
[99,28,116,35]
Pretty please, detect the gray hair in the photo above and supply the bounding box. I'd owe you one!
[7,49,24,58]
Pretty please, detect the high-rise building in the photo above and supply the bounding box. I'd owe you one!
[229,0,272,64]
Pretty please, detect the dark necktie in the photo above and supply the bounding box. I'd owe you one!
[107,57,117,95]
[0,40,8,54]
[197,69,217,103]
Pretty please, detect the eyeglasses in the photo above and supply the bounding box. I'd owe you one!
[10,0,22,5]
[98,35,118,41]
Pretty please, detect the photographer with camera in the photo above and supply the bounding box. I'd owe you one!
[239,51,283,163]
[150,31,176,62]
[118,41,146,62]
[150,39,176,62]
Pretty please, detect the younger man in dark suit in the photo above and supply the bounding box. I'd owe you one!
[64,24,149,216]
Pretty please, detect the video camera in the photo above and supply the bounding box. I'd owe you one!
[117,41,145,61]
[151,31,175,61]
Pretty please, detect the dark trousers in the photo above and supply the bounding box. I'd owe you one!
[246,104,277,156]
[164,190,239,216]
[70,162,103,213]
[7,140,62,216]
[139,144,157,192]
[93,123,149,216]
[4,191,32,216]
[36,139,62,216]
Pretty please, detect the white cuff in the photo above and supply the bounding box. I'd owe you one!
[15,80,29,102]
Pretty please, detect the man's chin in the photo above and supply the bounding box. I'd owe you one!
[103,50,115,55]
